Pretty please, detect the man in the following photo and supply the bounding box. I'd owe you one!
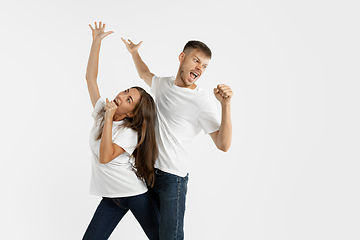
[122,38,233,239]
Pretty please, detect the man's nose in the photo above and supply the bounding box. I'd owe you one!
[195,64,203,72]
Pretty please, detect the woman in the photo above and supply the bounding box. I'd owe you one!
[82,22,159,240]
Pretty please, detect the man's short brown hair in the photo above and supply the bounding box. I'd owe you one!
[183,40,212,59]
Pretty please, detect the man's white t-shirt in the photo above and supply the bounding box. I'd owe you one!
[150,76,220,177]
[89,98,148,198]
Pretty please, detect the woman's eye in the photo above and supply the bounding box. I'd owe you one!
[127,98,130,103]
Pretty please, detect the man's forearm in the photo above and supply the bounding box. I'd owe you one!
[217,104,232,152]
[131,51,153,86]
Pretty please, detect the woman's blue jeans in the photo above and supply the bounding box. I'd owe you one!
[82,192,160,240]
[149,169,189,240]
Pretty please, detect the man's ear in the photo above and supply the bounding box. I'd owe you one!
[179,52,186,63]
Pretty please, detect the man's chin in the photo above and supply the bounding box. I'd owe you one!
[180,75,197,88]
[185,77,196,85]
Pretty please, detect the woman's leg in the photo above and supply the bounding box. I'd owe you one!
[82,198,128,240]
[129,192,160,240]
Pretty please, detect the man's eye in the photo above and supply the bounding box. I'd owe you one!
[194,59,198,62]
[203,65,207,69]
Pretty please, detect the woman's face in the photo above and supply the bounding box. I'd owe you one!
[113,88,141,118]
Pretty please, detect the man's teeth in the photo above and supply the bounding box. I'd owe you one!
[191,72,199,78]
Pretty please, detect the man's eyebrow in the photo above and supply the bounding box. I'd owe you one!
[197,56,209,66]
[195,56,208,65]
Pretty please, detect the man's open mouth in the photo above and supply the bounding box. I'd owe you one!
[190,71,199,80]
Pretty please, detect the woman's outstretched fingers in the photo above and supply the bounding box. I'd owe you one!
[105,31,113,37]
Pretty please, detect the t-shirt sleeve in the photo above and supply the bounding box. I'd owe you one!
[150,75,161,96]
[197,98,221,134]
[113,128,138,156]
[91,98,105,118]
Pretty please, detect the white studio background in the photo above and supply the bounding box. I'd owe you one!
[0,0,359,239]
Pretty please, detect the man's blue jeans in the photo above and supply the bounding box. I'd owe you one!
[149,169,189,240]
[82,192,160,240]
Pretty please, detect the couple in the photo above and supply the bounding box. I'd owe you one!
[83,22,233,240]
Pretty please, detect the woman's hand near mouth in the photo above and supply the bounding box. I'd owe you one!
[104,98,118,120]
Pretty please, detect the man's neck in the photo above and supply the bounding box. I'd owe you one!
[174,74,197,90]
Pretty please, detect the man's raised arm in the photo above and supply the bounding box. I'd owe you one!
[210,84,233,152]
[121,38,154,87]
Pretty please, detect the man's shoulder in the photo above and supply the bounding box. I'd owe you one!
[194,88,218,111]
[152,75,174,88]
[153,75,175,82]
[196,87,213,99]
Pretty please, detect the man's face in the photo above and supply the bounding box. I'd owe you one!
[178,48,210,89]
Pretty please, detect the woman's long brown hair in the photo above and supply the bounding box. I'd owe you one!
[95,86,158,187]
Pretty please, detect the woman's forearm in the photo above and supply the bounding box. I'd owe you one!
[86,39,101,82]
[99,119,115,164]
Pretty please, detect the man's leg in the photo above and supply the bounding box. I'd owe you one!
[150,169,189,240]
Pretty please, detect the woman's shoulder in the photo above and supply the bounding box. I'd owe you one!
[113,126,138,154]
[114,125,137,139]
[92,98,105,118]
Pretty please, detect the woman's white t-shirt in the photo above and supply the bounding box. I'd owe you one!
[88,98,148,198]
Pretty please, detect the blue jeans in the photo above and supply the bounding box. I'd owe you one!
[83,192,160,240]
[149,169,189,240]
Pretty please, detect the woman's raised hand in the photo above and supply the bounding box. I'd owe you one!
[89,22,113,41]
[121,38,143,54]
